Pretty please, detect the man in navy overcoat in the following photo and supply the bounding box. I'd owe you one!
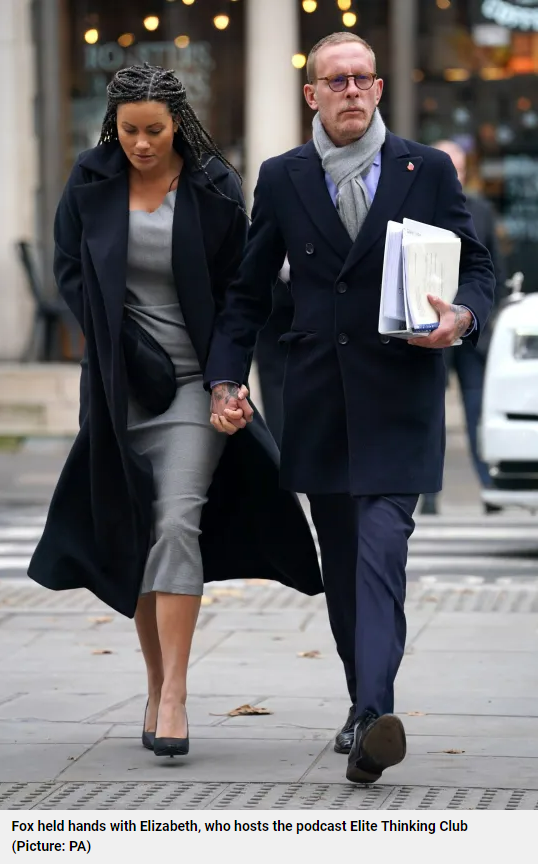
[206,33,494,784]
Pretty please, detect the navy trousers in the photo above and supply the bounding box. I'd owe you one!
[309,493,418,718]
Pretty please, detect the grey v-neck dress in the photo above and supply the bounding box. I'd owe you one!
[125,190,225,596]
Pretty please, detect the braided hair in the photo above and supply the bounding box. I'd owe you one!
[98,63,241,183]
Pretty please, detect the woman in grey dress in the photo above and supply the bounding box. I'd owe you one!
[29,63,322,761]
[101,66,251,758]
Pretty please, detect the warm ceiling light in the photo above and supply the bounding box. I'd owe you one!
[182,0,195,4]
[118,32,135,48]
[292,54,307,69]
[213,14,230,30]
[143,16,160,31]
[436,0,451,8]
[302,0,317,11]
[342,12,357,27]
[174,34,190,48]
[444,67,470,81]
[84,28,99,44]
[338,0,352,9]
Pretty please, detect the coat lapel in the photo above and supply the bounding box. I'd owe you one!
[170,172,214,367]
[340,132,423,276]
[285,141,352,261]
[75,147,129,344]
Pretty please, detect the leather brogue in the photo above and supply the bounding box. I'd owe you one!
[346,711,406,784]
[334,705,356,754]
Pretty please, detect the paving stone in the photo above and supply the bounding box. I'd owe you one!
[0,744,94,782]
[397,713,538,739]
[304,743,538,789]
[412,613,537,652]
[57,737,327,783]
[0,720,110,745]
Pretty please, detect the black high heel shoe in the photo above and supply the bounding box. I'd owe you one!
[142,700,155,751]
[153,708,189,758]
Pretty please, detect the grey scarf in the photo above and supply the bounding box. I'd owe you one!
[313,108,386,240]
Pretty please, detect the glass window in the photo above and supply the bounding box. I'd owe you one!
[65,0,245,172]
[418,0,538,290]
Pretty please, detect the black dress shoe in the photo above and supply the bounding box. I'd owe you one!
[142,700,155,751]
[153,711,189,758]
[153,731,189,758]
[346,711,406,785]
[334,705,356,754]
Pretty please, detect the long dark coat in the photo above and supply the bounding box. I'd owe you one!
[28,141,322,618]
[205,133,495,495]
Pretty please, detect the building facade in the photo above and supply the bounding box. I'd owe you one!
[1,0,537,359]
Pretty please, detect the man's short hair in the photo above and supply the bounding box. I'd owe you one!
[306,32,377,83]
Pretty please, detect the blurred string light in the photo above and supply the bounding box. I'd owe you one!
[182,0,196,5]
[412,69,424,82]
[213,14,230,30]
[302,0,317,12]
[342,12,357,27]
[143,16,160,31]
[436,0,451,8]
[292,53,307,68]
[337,0,352,9]
[174,34,190,48]
[444,68,470,81]
[118,32,135,47]
[517,97,532,111]
[84,28,99,44]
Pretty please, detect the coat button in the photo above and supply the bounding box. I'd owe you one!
[336,282,347,294]
[338,333,349,345]
[305,242,315,255]
[379,334,390,344]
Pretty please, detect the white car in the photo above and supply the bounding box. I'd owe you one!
[479,274,538,512]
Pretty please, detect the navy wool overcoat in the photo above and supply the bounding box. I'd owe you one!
[205,133,496,495]
[28,141,323,617]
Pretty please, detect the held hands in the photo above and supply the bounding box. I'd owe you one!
[407,295,472,349]
[210,383,254,435]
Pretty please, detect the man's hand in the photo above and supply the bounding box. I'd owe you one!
[210,383,254,435]
[407,295,472,349]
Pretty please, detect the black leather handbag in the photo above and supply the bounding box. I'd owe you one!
[121,316,177,415]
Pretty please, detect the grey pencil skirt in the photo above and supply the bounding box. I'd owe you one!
[127,375,226,597]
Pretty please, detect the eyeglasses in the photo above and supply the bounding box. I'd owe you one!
[315,73,377,93]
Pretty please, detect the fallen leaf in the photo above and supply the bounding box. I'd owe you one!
[91,649,113,655]
[297,650,323,659]
[406,711,426,716]
[210,704,273,717]
[88,616,113,625]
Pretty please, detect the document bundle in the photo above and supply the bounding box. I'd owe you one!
[378,218,461,339]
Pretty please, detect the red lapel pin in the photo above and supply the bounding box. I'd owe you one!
[407,161,414,171]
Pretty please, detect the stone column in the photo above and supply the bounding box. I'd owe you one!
[0,0,38,360]
[245,0,301,207]
[389,0,418,139]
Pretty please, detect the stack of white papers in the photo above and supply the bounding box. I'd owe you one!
[379,218,461,339]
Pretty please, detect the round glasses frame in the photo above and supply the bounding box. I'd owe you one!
[315,73,377,92]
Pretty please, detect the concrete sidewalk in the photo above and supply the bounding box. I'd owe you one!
[0,574,537,810]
